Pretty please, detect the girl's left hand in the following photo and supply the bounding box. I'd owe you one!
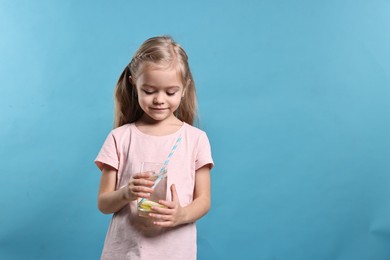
[149,184,184,227]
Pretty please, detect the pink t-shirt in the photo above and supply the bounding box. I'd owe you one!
[95,123,214,260]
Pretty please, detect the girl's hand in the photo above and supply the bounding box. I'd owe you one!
[123,171,155,201]
[149,184,185,227]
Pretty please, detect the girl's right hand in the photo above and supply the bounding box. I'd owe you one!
[123,171,155,201]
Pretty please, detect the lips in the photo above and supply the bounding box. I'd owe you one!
[150,107,168,111]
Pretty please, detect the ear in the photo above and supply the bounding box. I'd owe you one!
[128,76,134,86]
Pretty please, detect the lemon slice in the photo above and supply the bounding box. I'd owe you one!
[139,200,165,211]
[148,175,158,181]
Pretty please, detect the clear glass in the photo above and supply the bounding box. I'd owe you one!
[137,162,168,217]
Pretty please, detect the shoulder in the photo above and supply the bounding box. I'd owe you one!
[111,123,133,136]
[183,124,214,169]
[182,123,211,148]
[183,123,208,138]
[182,123,206,135]
[107,124,134,144]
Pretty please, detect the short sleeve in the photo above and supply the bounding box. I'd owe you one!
[94,132,119,171]
[195,132,214,171]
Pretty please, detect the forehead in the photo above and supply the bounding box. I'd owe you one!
[136,63,184,88]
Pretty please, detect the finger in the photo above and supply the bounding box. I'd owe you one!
[150,206,172,215]
[149,213,173,223]
[149,212,172,221]
[135,192,151,198]
[132,178,155,187]
[152,220,173,227]
[131,189,153,197]
[133,171,153,179]
[157,200,175,209]
[131,182,154,193]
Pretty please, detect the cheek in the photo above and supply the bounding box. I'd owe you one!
[171,96,182,107]
[137,96,149,109]
[138,95,151,103]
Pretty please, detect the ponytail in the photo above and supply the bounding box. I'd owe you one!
[113,66,143,128]
[176,75,197,126]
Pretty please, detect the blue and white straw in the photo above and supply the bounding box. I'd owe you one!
[138,136,182,205]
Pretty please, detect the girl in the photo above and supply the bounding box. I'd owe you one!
[95,36,214,260]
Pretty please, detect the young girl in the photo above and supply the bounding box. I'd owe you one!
[95,36,214,260]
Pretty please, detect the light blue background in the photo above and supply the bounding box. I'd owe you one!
[1,0,389,259]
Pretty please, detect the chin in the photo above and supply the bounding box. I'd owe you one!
[147,114,169,122]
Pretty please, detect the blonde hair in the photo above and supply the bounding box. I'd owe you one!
[114,36,197,128]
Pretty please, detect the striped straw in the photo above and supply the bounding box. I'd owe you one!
[138,135,182,205]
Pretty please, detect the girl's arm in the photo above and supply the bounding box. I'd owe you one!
[180,165,211,223]
[98,164,154,214]
[150,165,211,226]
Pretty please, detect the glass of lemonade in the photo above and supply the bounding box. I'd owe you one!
[137,162,168,217]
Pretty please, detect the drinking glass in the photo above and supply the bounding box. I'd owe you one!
[137,162,167,217]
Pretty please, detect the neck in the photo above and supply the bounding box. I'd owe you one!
[135,115,183,136]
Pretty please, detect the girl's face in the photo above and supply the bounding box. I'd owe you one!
[134,64,184,124]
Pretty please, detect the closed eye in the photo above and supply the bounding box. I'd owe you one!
[143,90,155,95]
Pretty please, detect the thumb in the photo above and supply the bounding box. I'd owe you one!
[170,184,180,204]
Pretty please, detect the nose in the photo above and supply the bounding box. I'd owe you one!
[153,93,164,104]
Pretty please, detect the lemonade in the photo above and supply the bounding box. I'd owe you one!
[137,162,168,217]
[138,199,166,217]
